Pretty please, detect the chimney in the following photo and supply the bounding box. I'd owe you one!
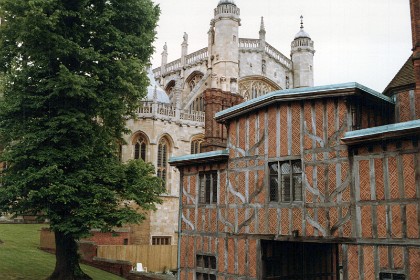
[201,87,243,152]
[410,0,420,118]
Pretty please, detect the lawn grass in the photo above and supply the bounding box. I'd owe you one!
[0,223,124,280]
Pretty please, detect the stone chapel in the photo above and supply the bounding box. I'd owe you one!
[119,0,315,245]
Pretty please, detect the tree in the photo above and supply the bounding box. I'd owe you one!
[0,0,163,279]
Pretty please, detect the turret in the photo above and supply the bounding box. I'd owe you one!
[181,32,188,66]
[291,16,315,88]
[210,0,241,91]
[259,16,266,42]
[160,43,168,75]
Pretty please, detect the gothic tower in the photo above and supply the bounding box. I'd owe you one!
[291,16,315,88]
[202,0,243,152]
[209,0,241,92]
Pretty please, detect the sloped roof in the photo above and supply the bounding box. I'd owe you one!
[383,56,415,96]
[342,119,420,145]
[145,68,170,104]
[169,149,229,167]
[215,82,393,123]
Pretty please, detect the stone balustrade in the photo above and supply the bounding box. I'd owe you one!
[180,110,205,123]
[152,68,161,77]
[238,38,260,49]
[137,101,204,127]
[291,38,314,48]
[153,39,292,77]
[165,59,181,74]
[185,48,208,66]
[265,42,292,68]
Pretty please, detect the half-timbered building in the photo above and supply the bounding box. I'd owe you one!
[169,0,420,279]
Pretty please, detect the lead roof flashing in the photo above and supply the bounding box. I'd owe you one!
[169,149,229,167]
[342,119,420,145]
[215,82,393,122]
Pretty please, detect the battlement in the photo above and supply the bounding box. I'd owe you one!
[137,101,205,127]
[214,3,240,18]
[153,39,291,78]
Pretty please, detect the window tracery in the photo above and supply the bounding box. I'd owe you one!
[191,137,204,154]
[157,138,169,185]
[188,73,204,92]
[239,79,278,101]
[189,94,204,112]
[134,134,147,161]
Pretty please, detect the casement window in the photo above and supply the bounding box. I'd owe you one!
[269,160,302,202]
[379,273,405,280]
[199,172,218,204]
[151,236,171,245]
[134,135,147,161]
[157,138,169,184]
[196,254,216,280]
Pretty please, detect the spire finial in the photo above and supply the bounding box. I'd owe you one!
[260,16,265,31]
[153,85,158,101]
[300,15,304,29]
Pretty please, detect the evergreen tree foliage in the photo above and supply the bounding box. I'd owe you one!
[0,0,163,279]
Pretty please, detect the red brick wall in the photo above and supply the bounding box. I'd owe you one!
[354,140,419,240]
[410,0,420,116]
[346,138,420,279]
[394,89,417,122]
[202,89,243,152]
[85,231,130,245]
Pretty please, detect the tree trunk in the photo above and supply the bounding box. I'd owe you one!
[47,231,92,280]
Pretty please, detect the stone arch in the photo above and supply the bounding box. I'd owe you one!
[190,133,205,154]
[165,80,176,94]
[156,134,174,192]
[185,71,204,92]
[238,76,281,101]
[131,131,150,161]
[164,80,176,102]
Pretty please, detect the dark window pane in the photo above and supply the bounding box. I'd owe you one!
[141,143,146,161]
[199,176,206,203]
[269,176,278,201]
[212,175,217,203]
[134,143,140,159]
[293,175,302,201]
[269,162,278,174]
[281,174,291,202]
[292,160,302,173]
[280,162,291,174]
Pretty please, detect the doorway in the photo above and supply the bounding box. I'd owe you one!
[261,240,339,280]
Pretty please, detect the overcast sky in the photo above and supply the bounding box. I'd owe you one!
[151,0,411,93]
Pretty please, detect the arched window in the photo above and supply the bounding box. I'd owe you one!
[118,144,123,162]
[238,78,280,101]
[165,80,175,95]
[188,73,204,92]
[157,138,169,184]
[189,93,204,112]
[134,135,147,161]
[191,138,204,154]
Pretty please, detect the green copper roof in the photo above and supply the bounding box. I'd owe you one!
[215,82,393,122]
[169,149,229,165]
[342,119,420,144]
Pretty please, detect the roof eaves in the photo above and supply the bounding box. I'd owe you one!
[169,149,229,167]
[215,82,392,122]
[342,119,420,145]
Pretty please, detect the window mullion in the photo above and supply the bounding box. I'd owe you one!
[290,160,294,202]
[277,162,281,202]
